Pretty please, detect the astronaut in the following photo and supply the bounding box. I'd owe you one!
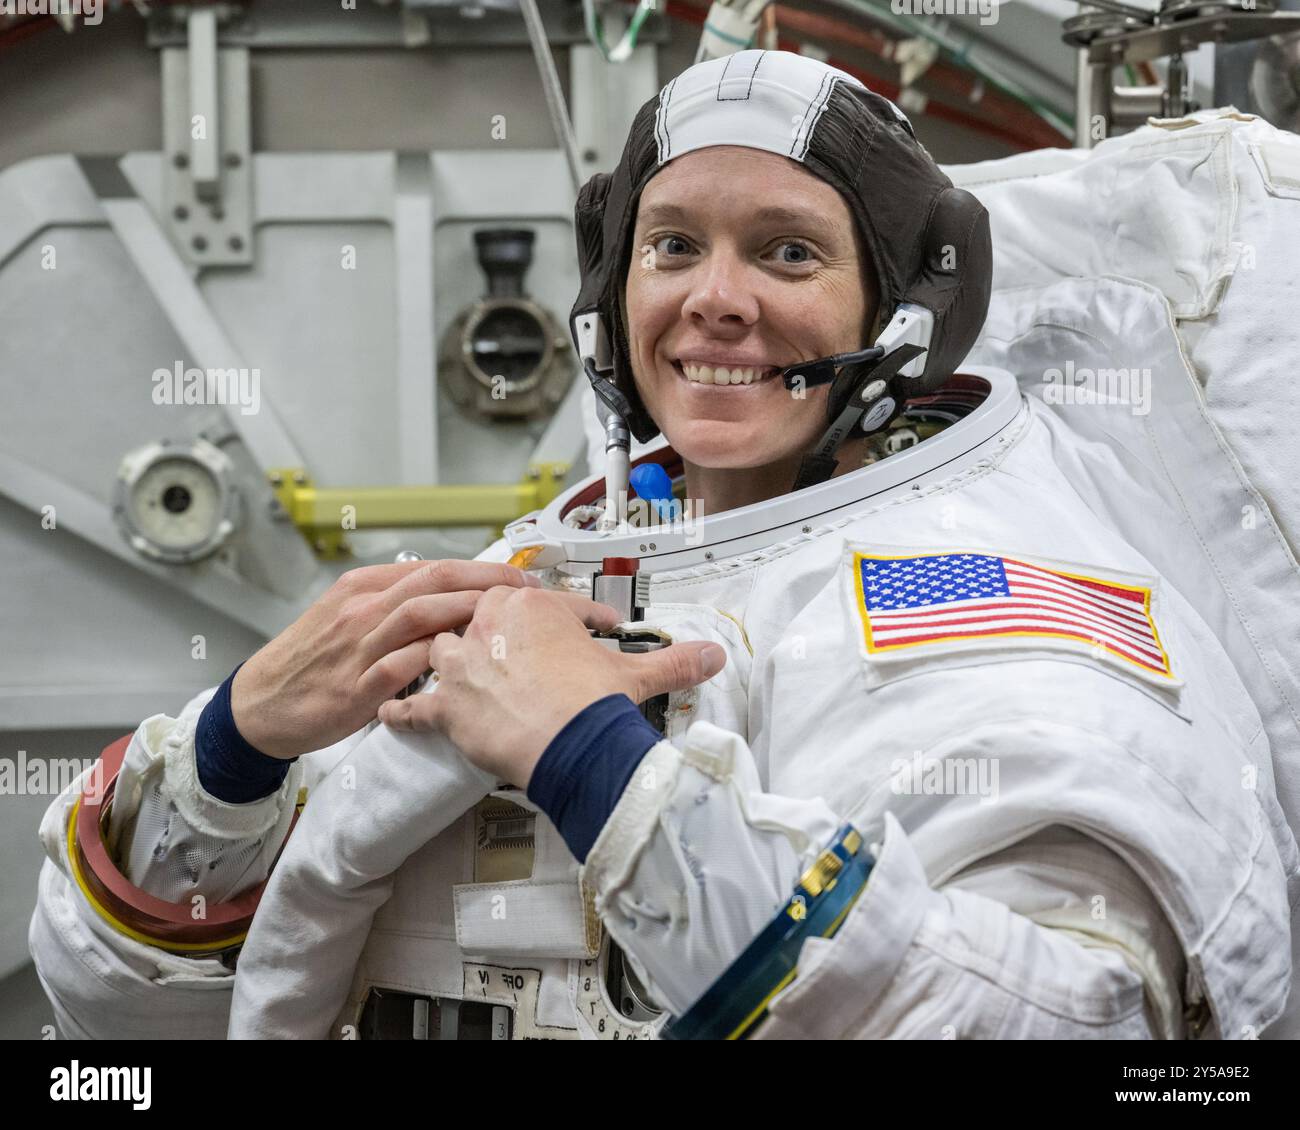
[30,49,1296,1041]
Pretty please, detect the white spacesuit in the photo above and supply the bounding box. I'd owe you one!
[29,50,1299,1041]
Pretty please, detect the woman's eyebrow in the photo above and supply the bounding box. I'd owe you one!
[749,206,838,239]
[636,202,838,240]
[635,203,693,230]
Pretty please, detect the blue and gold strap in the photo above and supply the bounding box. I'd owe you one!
[663,823,875,1041]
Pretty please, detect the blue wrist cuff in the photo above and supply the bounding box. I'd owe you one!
[526,693,663,863]
[195,662,295,804]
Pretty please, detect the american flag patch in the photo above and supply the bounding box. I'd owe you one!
[852,551,1175,680]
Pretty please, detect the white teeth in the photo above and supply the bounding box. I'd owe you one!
[681,362,770,385]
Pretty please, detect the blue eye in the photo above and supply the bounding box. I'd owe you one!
[776,241,813,264]
[652,235,691,257]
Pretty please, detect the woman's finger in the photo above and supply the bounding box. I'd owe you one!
[378,690,442,733]
[428,630,464,672]
[538,590,624,631]
[358,590,481,668]
[356,636,438,702]
[377,560,539,616]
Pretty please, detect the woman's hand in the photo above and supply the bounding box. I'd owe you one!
[230,560,546,760]
[377,584,726,789]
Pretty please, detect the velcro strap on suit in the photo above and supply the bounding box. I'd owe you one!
[453,879,600,960]
[453,810,601,959]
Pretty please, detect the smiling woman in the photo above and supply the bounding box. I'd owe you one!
[571,47,993,519]
[621,145,881,514]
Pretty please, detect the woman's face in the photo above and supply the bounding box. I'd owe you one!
[622,145,877,472]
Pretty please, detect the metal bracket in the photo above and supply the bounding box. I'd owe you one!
[1079,10,1300,67]
[161,10,253,267]
[1068,3,1300,143]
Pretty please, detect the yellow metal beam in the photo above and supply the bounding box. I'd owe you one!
[267,462,572,558]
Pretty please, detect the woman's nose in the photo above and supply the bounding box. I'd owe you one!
[681,250,760,327]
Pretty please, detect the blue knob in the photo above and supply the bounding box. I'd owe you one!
[629,462,675,522]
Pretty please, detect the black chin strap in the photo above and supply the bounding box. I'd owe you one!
[789,343,928,492]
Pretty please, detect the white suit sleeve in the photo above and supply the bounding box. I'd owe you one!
[28,687,310,1040]
[109,688,303,903]
[226,703,497,1038]
[581,719,1187,1040]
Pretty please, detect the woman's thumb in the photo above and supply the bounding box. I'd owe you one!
[632,641,727,702]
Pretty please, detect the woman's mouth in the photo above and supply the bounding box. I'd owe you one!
[672,359,781,387]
